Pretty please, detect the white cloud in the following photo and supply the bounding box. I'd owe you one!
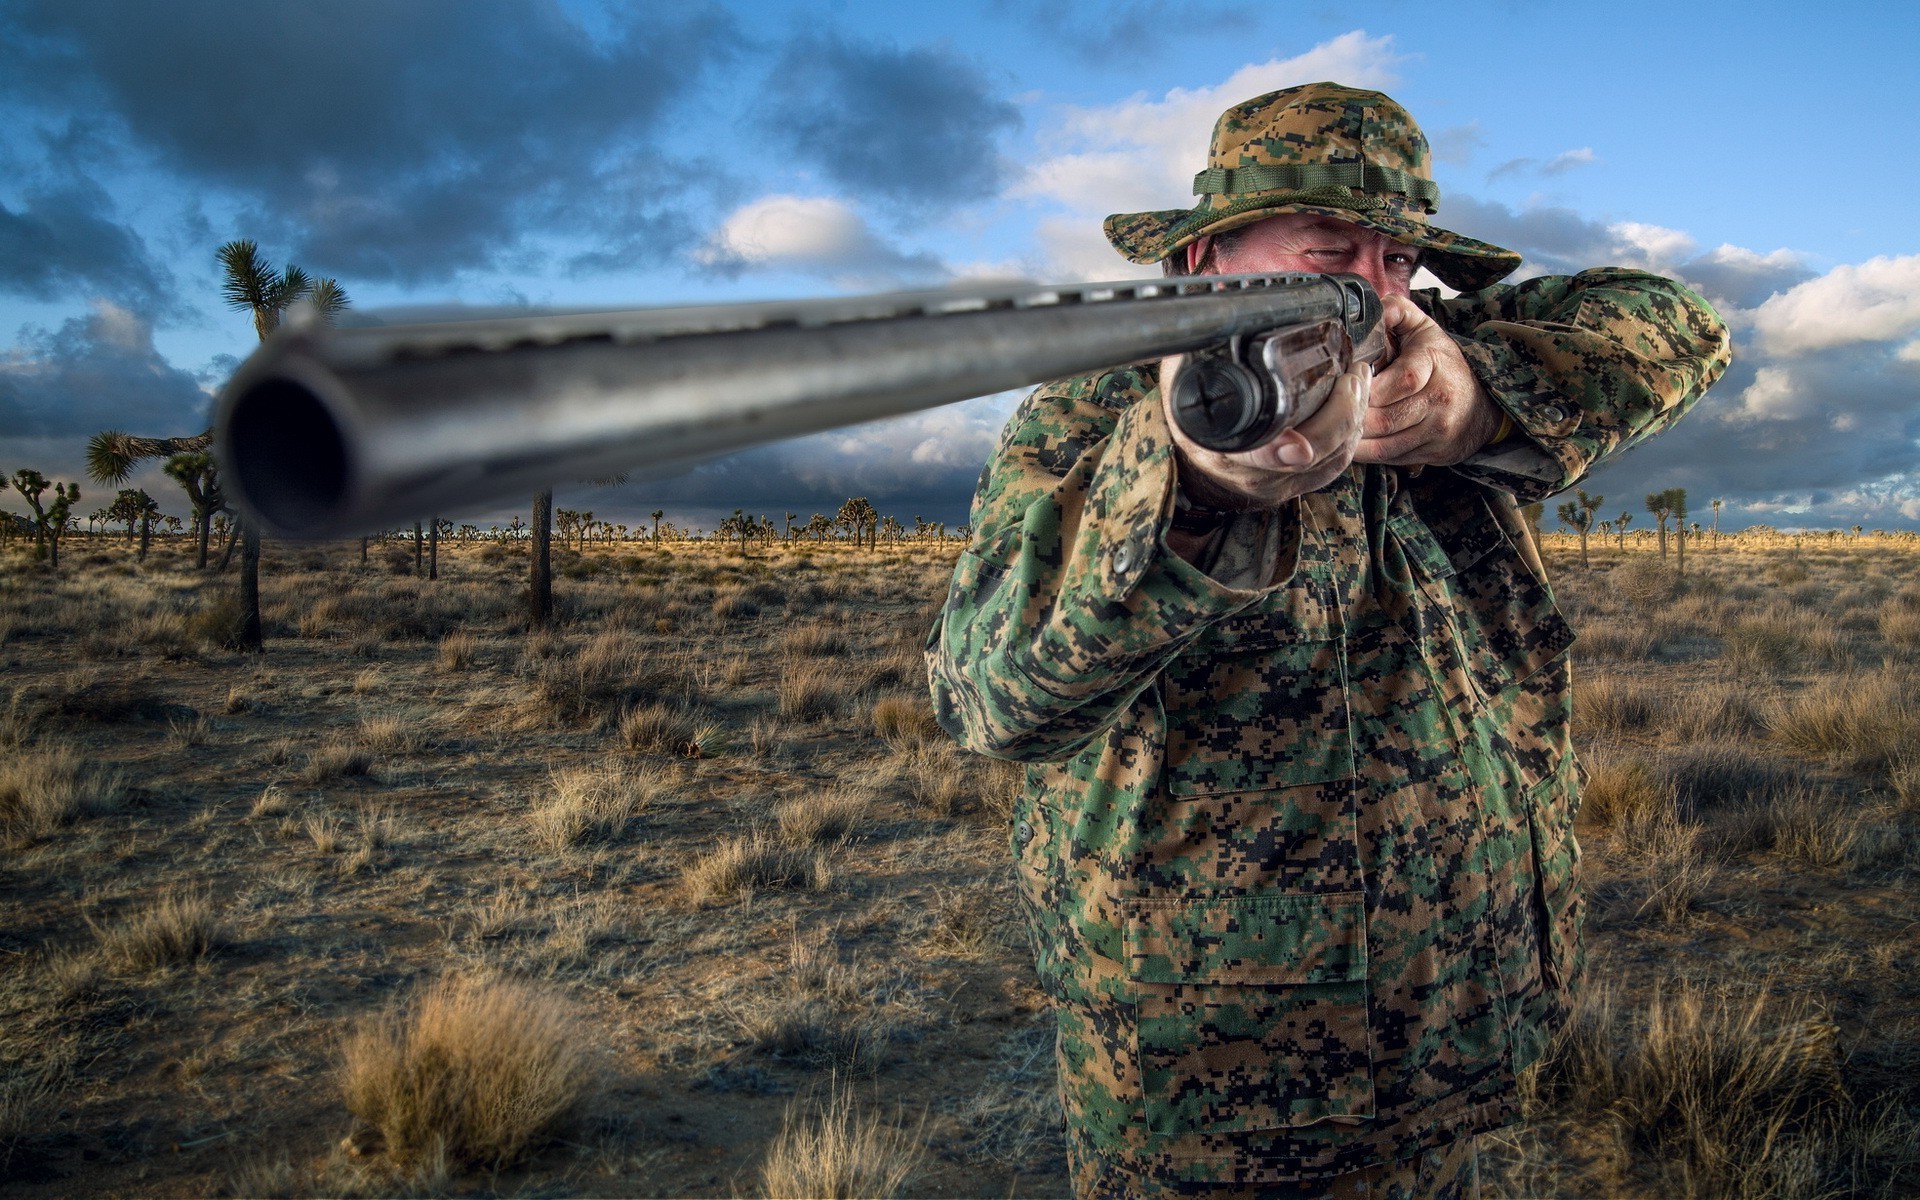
[1897,339,1920,363]
[1604,221,1697,273]
[1542,147,1596,175]
[693,194,943,287]
[1014,31,1406,273]
[1727,365,1807,422]
[1749,254,1920,357]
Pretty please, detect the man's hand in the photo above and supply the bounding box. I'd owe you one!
[1352,295,1504,467]
[1160,356,1372,511]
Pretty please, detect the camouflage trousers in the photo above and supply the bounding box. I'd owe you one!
[1068,1127,1480,1200]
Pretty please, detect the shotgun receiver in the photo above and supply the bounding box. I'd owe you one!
[215,271,1385,539]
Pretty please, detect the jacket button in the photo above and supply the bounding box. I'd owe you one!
[1540,403,1569,425]
[1111,538,1141,578]
[1016,820,1034,847]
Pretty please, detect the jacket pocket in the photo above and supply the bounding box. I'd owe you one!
[1525,755,1585,990]
[1161,638,1353,795]
[1124,891,1375,1136]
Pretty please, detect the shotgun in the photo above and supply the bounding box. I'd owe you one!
[214,271,1386,539]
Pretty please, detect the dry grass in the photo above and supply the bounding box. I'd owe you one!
[301,738,375,784]
[528,759,663,851]
[894,740,970,818]
[682,830,832,904]
[1769,667,1919,771]
[93,890,224,971]
[1578,755,1670,831]
[775,787,865,847]
[870,692,941,746]
[778,659,844,721]
[759,1086,924,1199]
[436,630,478,671]
[341,974,596,1171]
[0,743,121,847]
[1577,674,1662,737]
[617,701,698,756]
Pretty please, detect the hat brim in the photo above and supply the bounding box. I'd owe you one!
[1104,200,1521,293]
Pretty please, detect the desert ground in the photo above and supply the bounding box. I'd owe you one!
[2,528,1918,1198]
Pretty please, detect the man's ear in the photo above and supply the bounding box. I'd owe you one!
[1186,236,1214,275]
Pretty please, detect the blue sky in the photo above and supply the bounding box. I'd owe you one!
[4,0,1918,534]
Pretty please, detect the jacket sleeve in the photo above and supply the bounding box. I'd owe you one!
[926,366,1297,762]
[1426,267,1732,502]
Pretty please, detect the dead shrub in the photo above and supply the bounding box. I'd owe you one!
[1764,787,1859,868]
[529,630,655,724]
[870,693,940,746]
[341,974,595,1171]
[760,1087,924,1200]
[95,891,224,971]
[1612,806,1712,925]
[682,831,831,904]
[1,743,123,847]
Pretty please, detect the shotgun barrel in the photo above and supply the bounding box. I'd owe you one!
[214,271,1381,539]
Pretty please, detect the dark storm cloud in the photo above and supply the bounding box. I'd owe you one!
[989,0,1260,60]
[561,397,1018,529]
[1440,196,1816,309]
[0,303,209,439]
[1571,347,1920,529]
[0,183,175,314]
[2,0,738,283]
[764,34,1019,207]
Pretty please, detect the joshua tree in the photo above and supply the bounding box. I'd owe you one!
[650,509,664,542]
[837,497,878,549]
[530,488,554,627]
[1554,488,1604,568]
[8,469,80,569]
[163,453,223,568]
[91,240,348,653]
[1710,498,1723,549]
[1615,511,1633,551]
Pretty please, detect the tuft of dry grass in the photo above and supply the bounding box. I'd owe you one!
[436,630,478,672]
[1577,674,1662,738]
[782,624,850,658]
[778,659,844,721]
[682,830,832,904]
[1610,558,1680,606]
[357,714,420,754]
[301,739,375,785]
[870,693,941,746]
[1516,979,1885,1198]
[341,974,596,1171]
[760,1086,925,1199]
[893,741,970,818]
[775,788,866,847]
[1610,806,1712,925]
[528,759,663,851]
[1,743,122,848]
[94,891,224,971]
[1769,668,1919,772]
[618,701,697,756]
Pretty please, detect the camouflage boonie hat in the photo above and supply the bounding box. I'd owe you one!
[1104,82,1521,292]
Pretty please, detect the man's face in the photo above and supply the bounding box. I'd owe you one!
[1197,213,1421,300]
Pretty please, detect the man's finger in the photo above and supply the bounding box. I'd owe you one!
[1363,392,1430,440]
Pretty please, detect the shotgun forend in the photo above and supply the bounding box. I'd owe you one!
[214,271,1383,539]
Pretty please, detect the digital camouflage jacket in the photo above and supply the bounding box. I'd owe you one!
[927,268,1730,1190]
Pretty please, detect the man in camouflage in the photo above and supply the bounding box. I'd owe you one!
[928,82,1730,1197]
